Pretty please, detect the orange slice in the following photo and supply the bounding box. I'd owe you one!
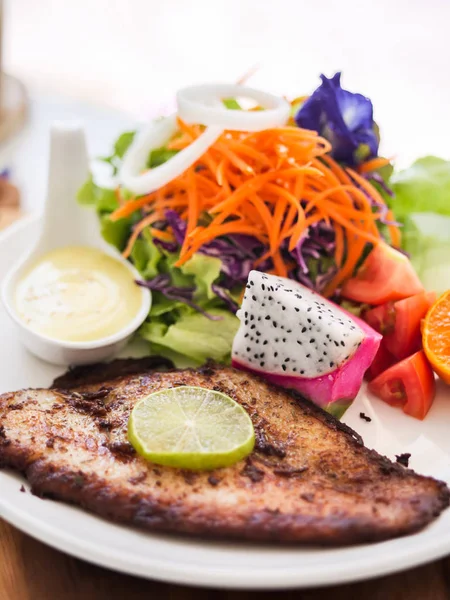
[422,290,450,384]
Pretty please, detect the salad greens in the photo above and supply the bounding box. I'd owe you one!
[78,174,239,364]
[402,213,450,295]
[140,309,239,365]
[78,74,450,365]
[388,157,450,292]
[391,157,450,218]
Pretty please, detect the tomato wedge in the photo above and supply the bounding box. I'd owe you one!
[365,342,396,381]
[363,291,436,360]
[368,351,436,420]
[341,242,424,305]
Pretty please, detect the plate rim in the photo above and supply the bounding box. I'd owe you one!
[1,214,450,591]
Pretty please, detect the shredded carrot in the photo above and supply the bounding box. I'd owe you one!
[320,155,352,185]
[347,168,401,247]
[324,233,367,297]
[150,228,175,242]
[122,212,163,259]
[115,187,126,206]
[180,167,199,256]
[226,140,271,166]
[216,159,228,189]
[176,117,198,138]
[214,142,254,175]
[113,120,397,289]
[334,224,345,267]
[110,193,155,221]
[272,250,288,278]
[358,156,393,174]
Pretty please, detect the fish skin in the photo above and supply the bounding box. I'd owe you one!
[0,360,448,545]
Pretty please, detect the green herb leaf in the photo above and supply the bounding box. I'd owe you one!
[148,147,179,168]
[223,98,242,110]
[114,131,136,158]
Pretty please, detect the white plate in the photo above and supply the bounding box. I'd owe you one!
[1,215,450,590]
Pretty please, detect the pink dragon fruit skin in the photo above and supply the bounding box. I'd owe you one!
[233,316,380,418]
[231,271,382,418]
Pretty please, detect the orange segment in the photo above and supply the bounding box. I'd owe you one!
[422,290,450,384]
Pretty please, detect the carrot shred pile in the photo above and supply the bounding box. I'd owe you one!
[111,118,401,297]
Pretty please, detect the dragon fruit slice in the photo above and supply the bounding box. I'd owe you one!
[232,271,381,418]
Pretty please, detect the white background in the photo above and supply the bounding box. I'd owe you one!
[3,0,450,169]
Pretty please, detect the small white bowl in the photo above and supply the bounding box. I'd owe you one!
[1,123,151,366]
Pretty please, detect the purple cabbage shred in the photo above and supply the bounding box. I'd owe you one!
[165,209,268,288]
[211,284,239,313]
[136,275,222,321]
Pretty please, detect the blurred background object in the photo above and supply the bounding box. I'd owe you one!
[0,0,27,228]
[0,73,27,145]
[2,0,450,212]
[0,0,27,143]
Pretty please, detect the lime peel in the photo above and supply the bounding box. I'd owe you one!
[128,386,255,470]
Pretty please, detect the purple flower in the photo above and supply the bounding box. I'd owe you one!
[295,73,379,165]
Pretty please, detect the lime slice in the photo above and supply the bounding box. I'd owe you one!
[128,386,255,470]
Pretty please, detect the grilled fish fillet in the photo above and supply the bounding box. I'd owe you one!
[0,359,448,544]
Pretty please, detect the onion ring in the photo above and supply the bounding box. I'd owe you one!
[119,115,222,195]
[176,83,290,131]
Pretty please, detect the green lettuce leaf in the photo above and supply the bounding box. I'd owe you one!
[146,342,202,368]
[391,156,450,219]
[149,293,183,317]
[180,253,222,300]
[97,189,119,213]
[402,212,450,294]
[130,237,162,280]
[162,253,195,289]
[139,310,239,363]
[77,178,119,214]
[100,215,133,251]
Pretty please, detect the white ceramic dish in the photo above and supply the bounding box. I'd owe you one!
[1,214,450,590]
[1,124,151,365]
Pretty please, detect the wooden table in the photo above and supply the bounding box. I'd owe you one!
[0,213,448,600]
[1,519,449,600]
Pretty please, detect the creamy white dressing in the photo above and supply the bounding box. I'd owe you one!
[15,246,142,342]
